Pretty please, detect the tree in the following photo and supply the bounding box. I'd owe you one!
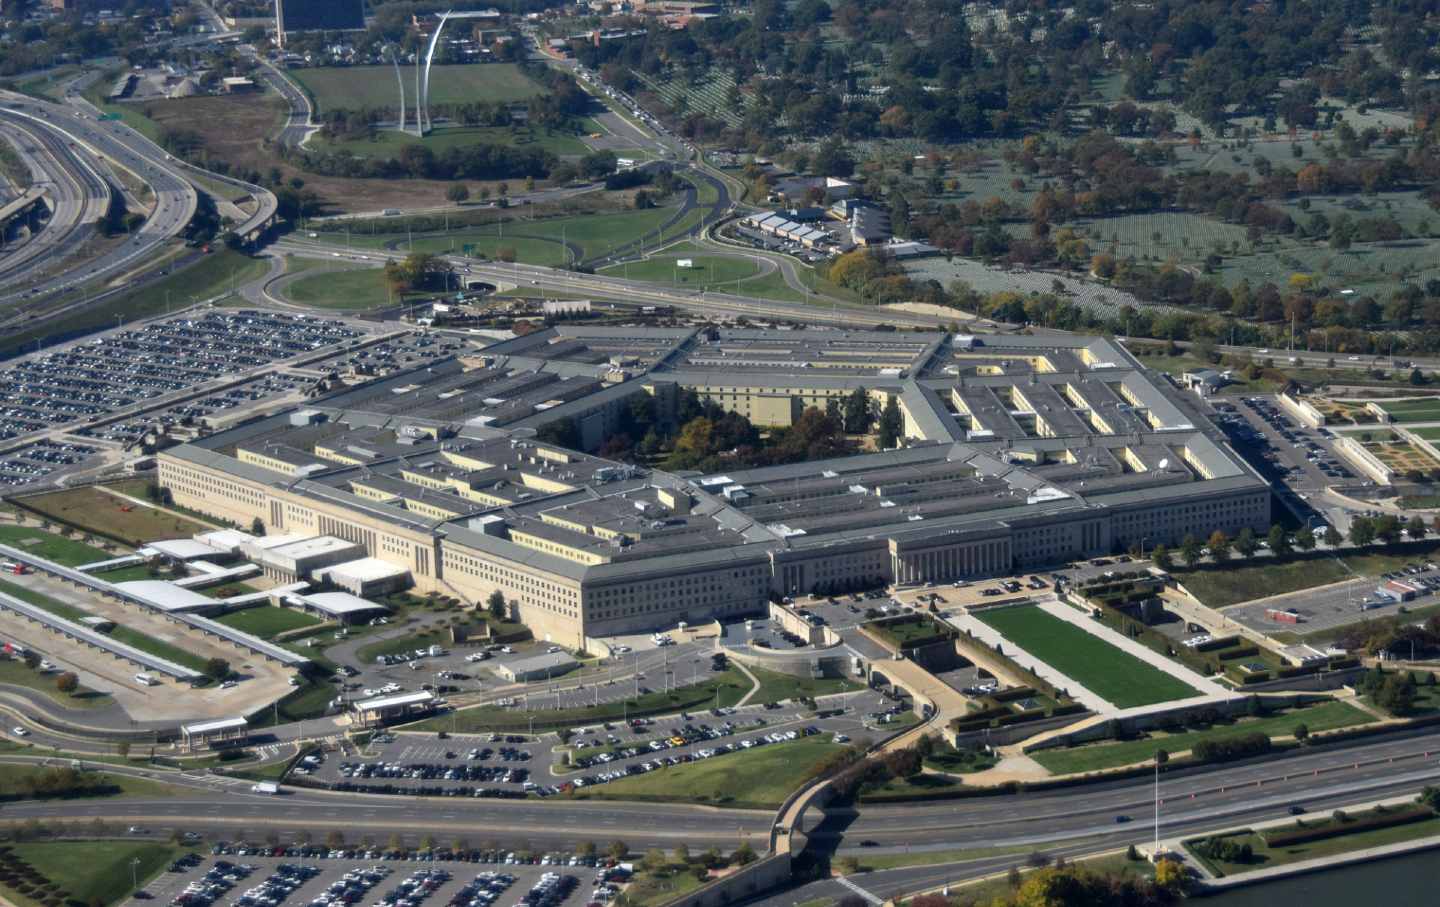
[203,658,230,682]
[1207,530,1231,562]
[250,517,265,537]
[1151,544,1172,571]
[1407,516,1428,540]
[607,841,629,861]
[55,672,78,695]
[22,651,40,670]
[1154,857,1187,892]
[1268,523,1292,556]
[1154,748,1169,765]
[1350,516,1376,547]
[1295,527,1315,551]
[877,396,902,449]
[731,841,756,865]
[1234,527,1257,559]
[1293,723,1309,743]
[842,387,872,434]
[116,741,130,760]
[487,589,507,620]
[447,183,470,204]
[1324,525,1343,547]
[1179,533,1203,568]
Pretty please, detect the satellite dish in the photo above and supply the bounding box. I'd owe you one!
[1158,458,1169,470]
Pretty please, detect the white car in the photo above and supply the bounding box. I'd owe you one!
[11,727,28,737]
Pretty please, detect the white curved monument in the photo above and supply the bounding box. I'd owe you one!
[417,10,453,136]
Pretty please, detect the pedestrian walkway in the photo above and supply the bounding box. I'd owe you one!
[834,875,881,905]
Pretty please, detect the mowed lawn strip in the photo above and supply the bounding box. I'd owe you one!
[568,736,843,809]
[976,605,1198,708]
[1030,700,1373,774]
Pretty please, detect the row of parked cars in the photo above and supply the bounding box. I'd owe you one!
[170,860,255,907]
[446,872,515,907]
[307,865,393,907]
[337,761,531,785]
[235,863,321,907]
[378,868,450,907]
[569,728,821,789]
[205,845,601,866]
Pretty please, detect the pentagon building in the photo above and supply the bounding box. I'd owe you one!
[159,328,1269,647]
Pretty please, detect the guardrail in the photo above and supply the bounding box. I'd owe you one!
[0,587,201,681]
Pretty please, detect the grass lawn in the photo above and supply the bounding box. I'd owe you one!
[107,625,211,673]
[97,565,158,583]
[0,579,92,622]
[1406,427,1440,442]
[313,123,590,158]
[1030,700,1373,775]
[747,665,864,702]
[868,616,953,649]
[976,605,1199,708]
[1377,399,1440,423]
[283,267,397,310]
[293,64,547,112]
[408,668,754,733]
[599,253,762,289]
[0,657,110,709]
[1186,811,1440,877]
[616,864,707,907]
[0,764,182,801]
[1181,544,1440,608]
[3,840,184,907]
[568,735,842,809]
[0,525,114,565]
[860,771,970,801]
[923,743,998,774]
[17,486,207,546]
[213,607,324,639]
[383,207,683,266]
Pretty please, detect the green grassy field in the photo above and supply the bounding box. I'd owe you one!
[3,840,184,907]
[746,665,863,701]
[1407,427,1440,441]
[313,123,590,158]
[568,735,842,809]
[0,525,112,565]
[293,64,547,112]
[599,252,762,288]
[283,267,398,309]
[0,657,110,709]
[1186,811,1440,877]
[0,764,181,802]
[1379,399,1440,423]
[213,607,324,638]
[1030,700,1373,775]
[378,207,683,266]
[17,486,207,546]
[976,605,1199,708]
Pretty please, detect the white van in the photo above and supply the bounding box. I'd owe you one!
[134,673,158,687]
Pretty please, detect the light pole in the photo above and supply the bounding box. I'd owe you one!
[1153,755,1161,857]
[130,857,141,891]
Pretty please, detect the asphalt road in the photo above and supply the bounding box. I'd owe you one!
[0,93,197,315]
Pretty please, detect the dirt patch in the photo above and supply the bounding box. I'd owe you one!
[141,95,469,215]
[880,301,974,322]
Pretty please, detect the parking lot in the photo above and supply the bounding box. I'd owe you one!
[1216,395,1352,529]
[0,439,99,487]
[135,851,593,907]
[1223,557,1440,637]
[298,689,892,800]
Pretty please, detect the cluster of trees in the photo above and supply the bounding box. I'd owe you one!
[11,767,107,799]
[1191,731,1272,763]
[382,252,452,295]
[900,859,1184,907]
[1149,522,1340,572]
[293,141,556,183]
[1335,615,1440,660]
[1193,834,1255,865]
[1356,666,1427,715]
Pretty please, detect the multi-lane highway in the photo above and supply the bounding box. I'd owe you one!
[0,111,111,284]
[0,92,197,316]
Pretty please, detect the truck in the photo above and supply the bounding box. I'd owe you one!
[250,781,279,795]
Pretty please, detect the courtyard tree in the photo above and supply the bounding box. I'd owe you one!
[1179,534,1203,568]
[1206,530,1231,562]
[1294,527,1315,551]
[1268,523,1292,555]
[1234,527,1257,559]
